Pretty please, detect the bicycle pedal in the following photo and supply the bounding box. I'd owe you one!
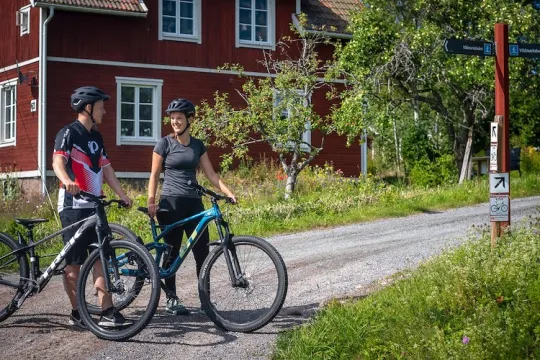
[53,270,65,275]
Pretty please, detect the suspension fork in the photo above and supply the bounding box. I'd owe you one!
[216,218,246,287]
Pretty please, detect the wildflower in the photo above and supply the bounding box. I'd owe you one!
[462,336,470,345]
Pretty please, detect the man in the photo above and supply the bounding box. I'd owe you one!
[52,86,133,328]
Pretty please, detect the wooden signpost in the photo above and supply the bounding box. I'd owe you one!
[444,23,540,248]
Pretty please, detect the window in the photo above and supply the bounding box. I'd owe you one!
[17,6,30,36]
[236,0,275,49]
[274,90,311,152]
[115,77,163,146]
[0,80,16,147]
[159,0,201,43]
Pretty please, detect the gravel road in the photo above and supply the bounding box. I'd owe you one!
[1,196,538,359]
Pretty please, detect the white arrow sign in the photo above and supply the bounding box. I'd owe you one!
[489,172,509,194]
[490,122,498,143]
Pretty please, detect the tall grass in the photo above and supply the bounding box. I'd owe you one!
[273,213,540,359]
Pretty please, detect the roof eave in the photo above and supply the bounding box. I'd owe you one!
[292,14,353,40]
[31,1,148,18]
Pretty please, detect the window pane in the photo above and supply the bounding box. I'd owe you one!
[5,123,11,140]
[139,104,153,121]
[239,9,251,24]
[255,10,267,26]
[255,0,267,10]
[121,86,135,102]
[239,24,252,40]
[180,19,193,34]
[139,87,153,104]
[163,0,176,16]
[180,1,193,18]
[121,120,134,136]
[163,16,176,33]
[5,88,13,106]
[255,26,267,42]
[239,0,252,9]
[121,104,134,120]
[139,121,153,137]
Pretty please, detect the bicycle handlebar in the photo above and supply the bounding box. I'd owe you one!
[187,180,236,204]
[75,190,129,208]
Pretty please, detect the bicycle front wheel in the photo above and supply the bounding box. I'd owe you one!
[86,224,146,315]
[77,239,160,341]
[0,233,29,322]
[198,235,288,332]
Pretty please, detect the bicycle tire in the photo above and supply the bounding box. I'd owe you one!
[0,232,29,322]
[198,235,288,332]
[86,224,146,315]
[502,205,508,212]
[76,239,160,341]
[491,205,498,212]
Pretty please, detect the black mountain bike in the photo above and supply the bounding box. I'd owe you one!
[0,191,160,341]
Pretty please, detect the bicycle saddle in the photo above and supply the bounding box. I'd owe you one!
[15,218,49,227]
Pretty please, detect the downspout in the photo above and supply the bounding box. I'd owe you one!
[38,6,55,194]
[361,129,368,176]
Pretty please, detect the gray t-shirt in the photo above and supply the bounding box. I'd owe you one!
[153,135,207,198]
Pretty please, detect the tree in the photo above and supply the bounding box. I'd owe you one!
[332,0,540,182]
[193,19,346,198]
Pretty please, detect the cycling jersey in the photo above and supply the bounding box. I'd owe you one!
[53,120,110,212]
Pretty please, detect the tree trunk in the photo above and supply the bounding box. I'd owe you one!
[285,172,297,199]
[458,126,473,184]
[392,116,401,174]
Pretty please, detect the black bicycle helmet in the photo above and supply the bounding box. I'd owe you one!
[71,86,110,112]
[165,98,195,117]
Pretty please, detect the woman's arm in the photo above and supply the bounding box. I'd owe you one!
[148,152,164,217]
[199,152,237,203]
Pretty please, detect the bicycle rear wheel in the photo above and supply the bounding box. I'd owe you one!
[77,239,160,341]
[198,235,288,332]
[0,232,29,322]
[86,224,146,315]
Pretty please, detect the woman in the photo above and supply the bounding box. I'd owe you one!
[147,98,236,315]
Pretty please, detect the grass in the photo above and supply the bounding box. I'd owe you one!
[273,215,540,359]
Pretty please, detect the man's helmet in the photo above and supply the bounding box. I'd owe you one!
[71,86,110,112]
[165,98,195,117]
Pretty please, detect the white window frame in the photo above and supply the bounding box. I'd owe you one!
[159,0,202,44]
[236,0,275,49]
[0,79,17,148]
[115,77,163,146]
[17,5,30,36]
[273,89,312,152]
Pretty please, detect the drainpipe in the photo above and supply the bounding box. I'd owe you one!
[361,129,368,176]
[37,6,55,194]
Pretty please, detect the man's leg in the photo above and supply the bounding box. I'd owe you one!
[92,261,113,311]
[63,265,81,309]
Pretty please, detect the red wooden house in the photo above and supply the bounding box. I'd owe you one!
[0,0,363,195]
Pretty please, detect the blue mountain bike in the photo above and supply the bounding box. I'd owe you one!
[133,181,288,332]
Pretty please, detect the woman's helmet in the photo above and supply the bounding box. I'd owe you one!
[165,98,195,117]
[71,86,110,112]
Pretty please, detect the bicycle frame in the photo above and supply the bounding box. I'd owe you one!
[135,199,246,287]
[0,203,118,309]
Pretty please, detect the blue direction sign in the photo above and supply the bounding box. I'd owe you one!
[508,43,540,58]
[444,39,494,56]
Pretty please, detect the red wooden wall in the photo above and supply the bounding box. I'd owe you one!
[0,0,40,66]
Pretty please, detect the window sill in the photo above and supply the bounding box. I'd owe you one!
[0,142,16,148]
[237,41,275,50]
[160,33,201,44]
[119,139,158,146]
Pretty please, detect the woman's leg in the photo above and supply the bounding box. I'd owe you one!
[156,210,184,297]
[183,198,209,279]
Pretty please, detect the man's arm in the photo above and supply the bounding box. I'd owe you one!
[52,156,79,194]
[103,165,132,208]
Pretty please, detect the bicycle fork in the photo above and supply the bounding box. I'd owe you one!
[216,220,249,288]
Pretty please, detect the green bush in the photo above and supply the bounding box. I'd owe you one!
[409,154,458,188]
[521,146,540,174]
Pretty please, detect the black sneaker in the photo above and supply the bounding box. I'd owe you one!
[166,296,189,315]
[68,310,87,329]
[98,307,133,328]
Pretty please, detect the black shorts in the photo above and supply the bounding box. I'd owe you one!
[59,208,97,266]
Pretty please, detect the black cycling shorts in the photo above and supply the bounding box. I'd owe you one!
[59,208,97,266]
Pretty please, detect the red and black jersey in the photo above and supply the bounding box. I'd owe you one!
[53,120,111,212]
